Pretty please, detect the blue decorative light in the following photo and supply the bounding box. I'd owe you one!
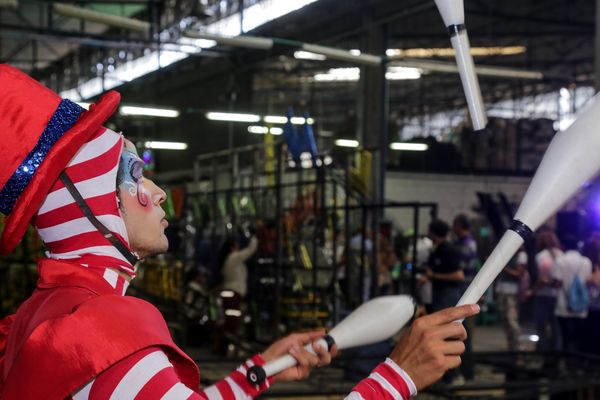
[0,99,85,214]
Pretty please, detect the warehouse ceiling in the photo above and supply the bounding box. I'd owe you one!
[0,0,596,172]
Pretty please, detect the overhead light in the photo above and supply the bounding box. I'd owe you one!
[294,51,326,61]
[206,112,260,122]
[225,309,242,317]
[247,126,283,135]
[183,31,274,49]
[390,142,428,151]
[248,126,269,134]
[335,139,359,148]
[263,115,288,124]
[386,46,526,58]
[291,117,315,125]
[53,3,150,33]
[302,43,381,66]
[315,67,360,82]
[262,115,314,125]
[120,106,179,118]
[314,67,421,82]
[144,141,188,150]
[386,66,422,80]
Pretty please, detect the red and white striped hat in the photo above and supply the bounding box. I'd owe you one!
[32,128,136,277]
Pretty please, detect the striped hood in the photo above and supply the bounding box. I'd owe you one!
[32,128,134,293]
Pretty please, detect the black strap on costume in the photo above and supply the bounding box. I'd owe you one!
[59,172,139,266]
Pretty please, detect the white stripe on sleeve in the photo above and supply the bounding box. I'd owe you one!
[202,385,224,400]
[73,379,94,400]
[384,358,417,396]
[369,372,402,399]
[109,350,172,400]
[344,391,366,400]
[160,382,195,400]
[224,377,252,400]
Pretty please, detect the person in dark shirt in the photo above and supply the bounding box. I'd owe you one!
[426,220,465,312]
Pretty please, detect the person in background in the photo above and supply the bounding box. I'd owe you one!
[533,228,563,352]
[451,213,478,381]
[218,234,258,355]
[426,220,465,311]
[425,219,466,385]
[553,235,592,353]
[496,248,528,351]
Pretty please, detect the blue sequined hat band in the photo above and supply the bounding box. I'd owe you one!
[0,99,85,215]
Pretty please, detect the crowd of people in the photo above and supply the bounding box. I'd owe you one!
[498,227,600,356]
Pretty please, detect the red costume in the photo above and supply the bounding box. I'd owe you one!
[0,64,417,399]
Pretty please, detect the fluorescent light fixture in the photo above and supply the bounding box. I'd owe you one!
[247,126,283,135]
[183,31,274,49]
[248,126,269,134]
[120,106,179,118]
[225,309,242,317]
[294,51,327,61]
[206,112,260,122]
[263,115,288,124]
[220,290,235,298]
[386,66,422,80]
[144,141,188,150]
[386,46,526,58]
[290,117,313,125]
[302,43,381,66]
[261,115,314,125]
[315,67,421,82]
[335,139,359,148]
[53,3,150,33]
[315,67,360,82]
[390,142,428,151]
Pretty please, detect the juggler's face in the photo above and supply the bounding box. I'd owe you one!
[118,138,168,259]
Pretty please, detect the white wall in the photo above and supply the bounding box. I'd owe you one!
[384,171,532,233]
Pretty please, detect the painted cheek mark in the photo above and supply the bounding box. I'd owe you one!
[137,184,151,208]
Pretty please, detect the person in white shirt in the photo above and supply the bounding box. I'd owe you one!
[533,229,562,352]
[553,235,592,352]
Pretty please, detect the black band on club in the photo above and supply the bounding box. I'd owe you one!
[60,172,139,266]
[509,219,533,241]
[447,24,466,37]
[322,334,335,351]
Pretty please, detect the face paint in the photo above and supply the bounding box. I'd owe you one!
[117,147,148,207]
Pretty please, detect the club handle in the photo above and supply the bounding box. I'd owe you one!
[247,336,334,384]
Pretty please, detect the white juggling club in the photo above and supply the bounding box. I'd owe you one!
[458,94,600,306]
[435,0,487,132]
[246,295,415,384]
